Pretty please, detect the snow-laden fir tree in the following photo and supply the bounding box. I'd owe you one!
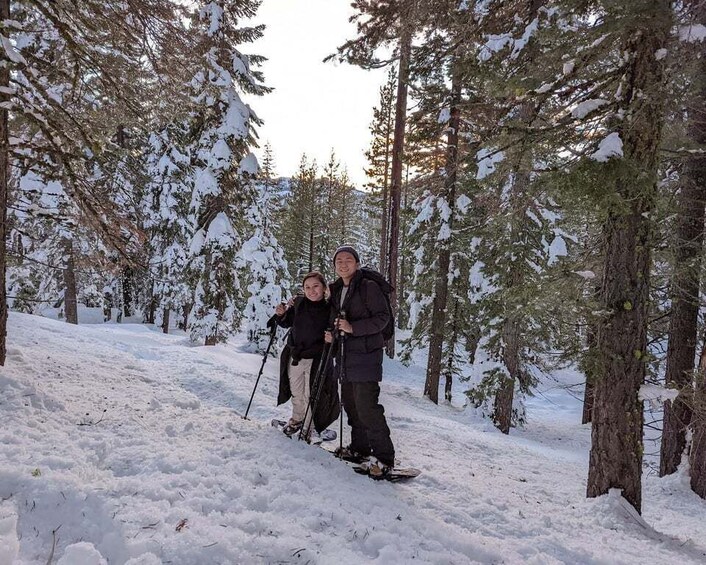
[240,177,290,353]
[184,0,268,346]
[143,123,194,333]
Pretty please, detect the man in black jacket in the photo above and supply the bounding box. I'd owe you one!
[326,245,395,478]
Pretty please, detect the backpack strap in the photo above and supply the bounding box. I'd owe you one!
[360,277,371,316]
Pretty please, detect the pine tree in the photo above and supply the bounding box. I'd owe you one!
[364,67,397,273]
[185,1,267,346]
[240,179,289,352]
[331,0,425,356]
[280,155,318,280]
[583,0,671,514]
[143,123,194,333]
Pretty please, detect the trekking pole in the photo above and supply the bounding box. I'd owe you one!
[243,315,278,420]
[337,311,347,457]
[299,333,336,441]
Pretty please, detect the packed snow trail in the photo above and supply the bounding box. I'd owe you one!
[0,312,704,564]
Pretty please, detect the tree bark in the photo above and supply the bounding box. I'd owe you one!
[162,307,170,334]
[181,303,189,331]
[0,0,10,365]
[424,62,461,404]
[122,266,134,318]
[587,5,670,514]
[397,165,411,331]
[660,161,705,475]
[386,7,412,358]
[146,280,156,324]
[582,377,595,425]
[493,96,534,433]
[379,79,394,275]
[686,0,706,497]
[582,320,598,424]
[691,339,706,497]
[103,291,112,322]
[444,300,459,403]
[63,238,78,325]
[203,248,217,346]
[495,302,523,434]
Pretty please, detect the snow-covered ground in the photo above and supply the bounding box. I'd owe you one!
[0,312,704,564]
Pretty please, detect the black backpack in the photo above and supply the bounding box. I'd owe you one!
[359,267,395,342]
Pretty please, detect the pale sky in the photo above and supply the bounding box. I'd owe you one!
[247,0,388,188]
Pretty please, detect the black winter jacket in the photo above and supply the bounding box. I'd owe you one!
[276,296,329,361]
[329,269,390,382]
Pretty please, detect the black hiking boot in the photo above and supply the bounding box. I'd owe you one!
[334,445,370,464]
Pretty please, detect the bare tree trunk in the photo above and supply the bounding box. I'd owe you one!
[691,337,706,497]
[424,62,461,403]
[581,379,595,425]
[203,249,218,346]
[146,280,156,325]
[582,321,598,424]
[122,266,134,318]
[466,326,481,365]
[687,0,706,497]
[379,84,394,275]
[397,165,411,331]
[0,0,10,365]
[660,170,704,475]
[444,300,459,403]
[495,316,521,434]
[386,8,413,358]
[63,238,78,325]
[493,97,533,433]
[103,290,112,322]
[587,6,670,514]
[182,303,189,331]
[162,307,170,334]
[494,377,515,435]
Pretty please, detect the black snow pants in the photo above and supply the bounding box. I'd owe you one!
[341,381,395,467]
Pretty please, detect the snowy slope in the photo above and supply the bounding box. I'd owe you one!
[0,313,704,564]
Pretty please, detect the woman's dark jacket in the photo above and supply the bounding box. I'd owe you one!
[329,269,390,383]
[275,296,339,431]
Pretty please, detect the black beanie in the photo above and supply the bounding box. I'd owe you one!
[333,245,360,263]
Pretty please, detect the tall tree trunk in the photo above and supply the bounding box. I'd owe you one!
[397,165,411,331]
[204,248,217,346]
[424,63,461,404]
[582,318,598,424]
[686,0,706,496]
[182,303,189,331]
[493,97,534,434]
[162,307,170,334]
[63,238,78,325]
[444,300,459,403]
[386,8,413,358]
[587,5,670,514]
[145,280,156,325]
[660,147,705,475]
[691,336,706,498]
[122,266,134,318]
[0,0,10,365]
[379,85,394,275]
[494,316,521,434]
